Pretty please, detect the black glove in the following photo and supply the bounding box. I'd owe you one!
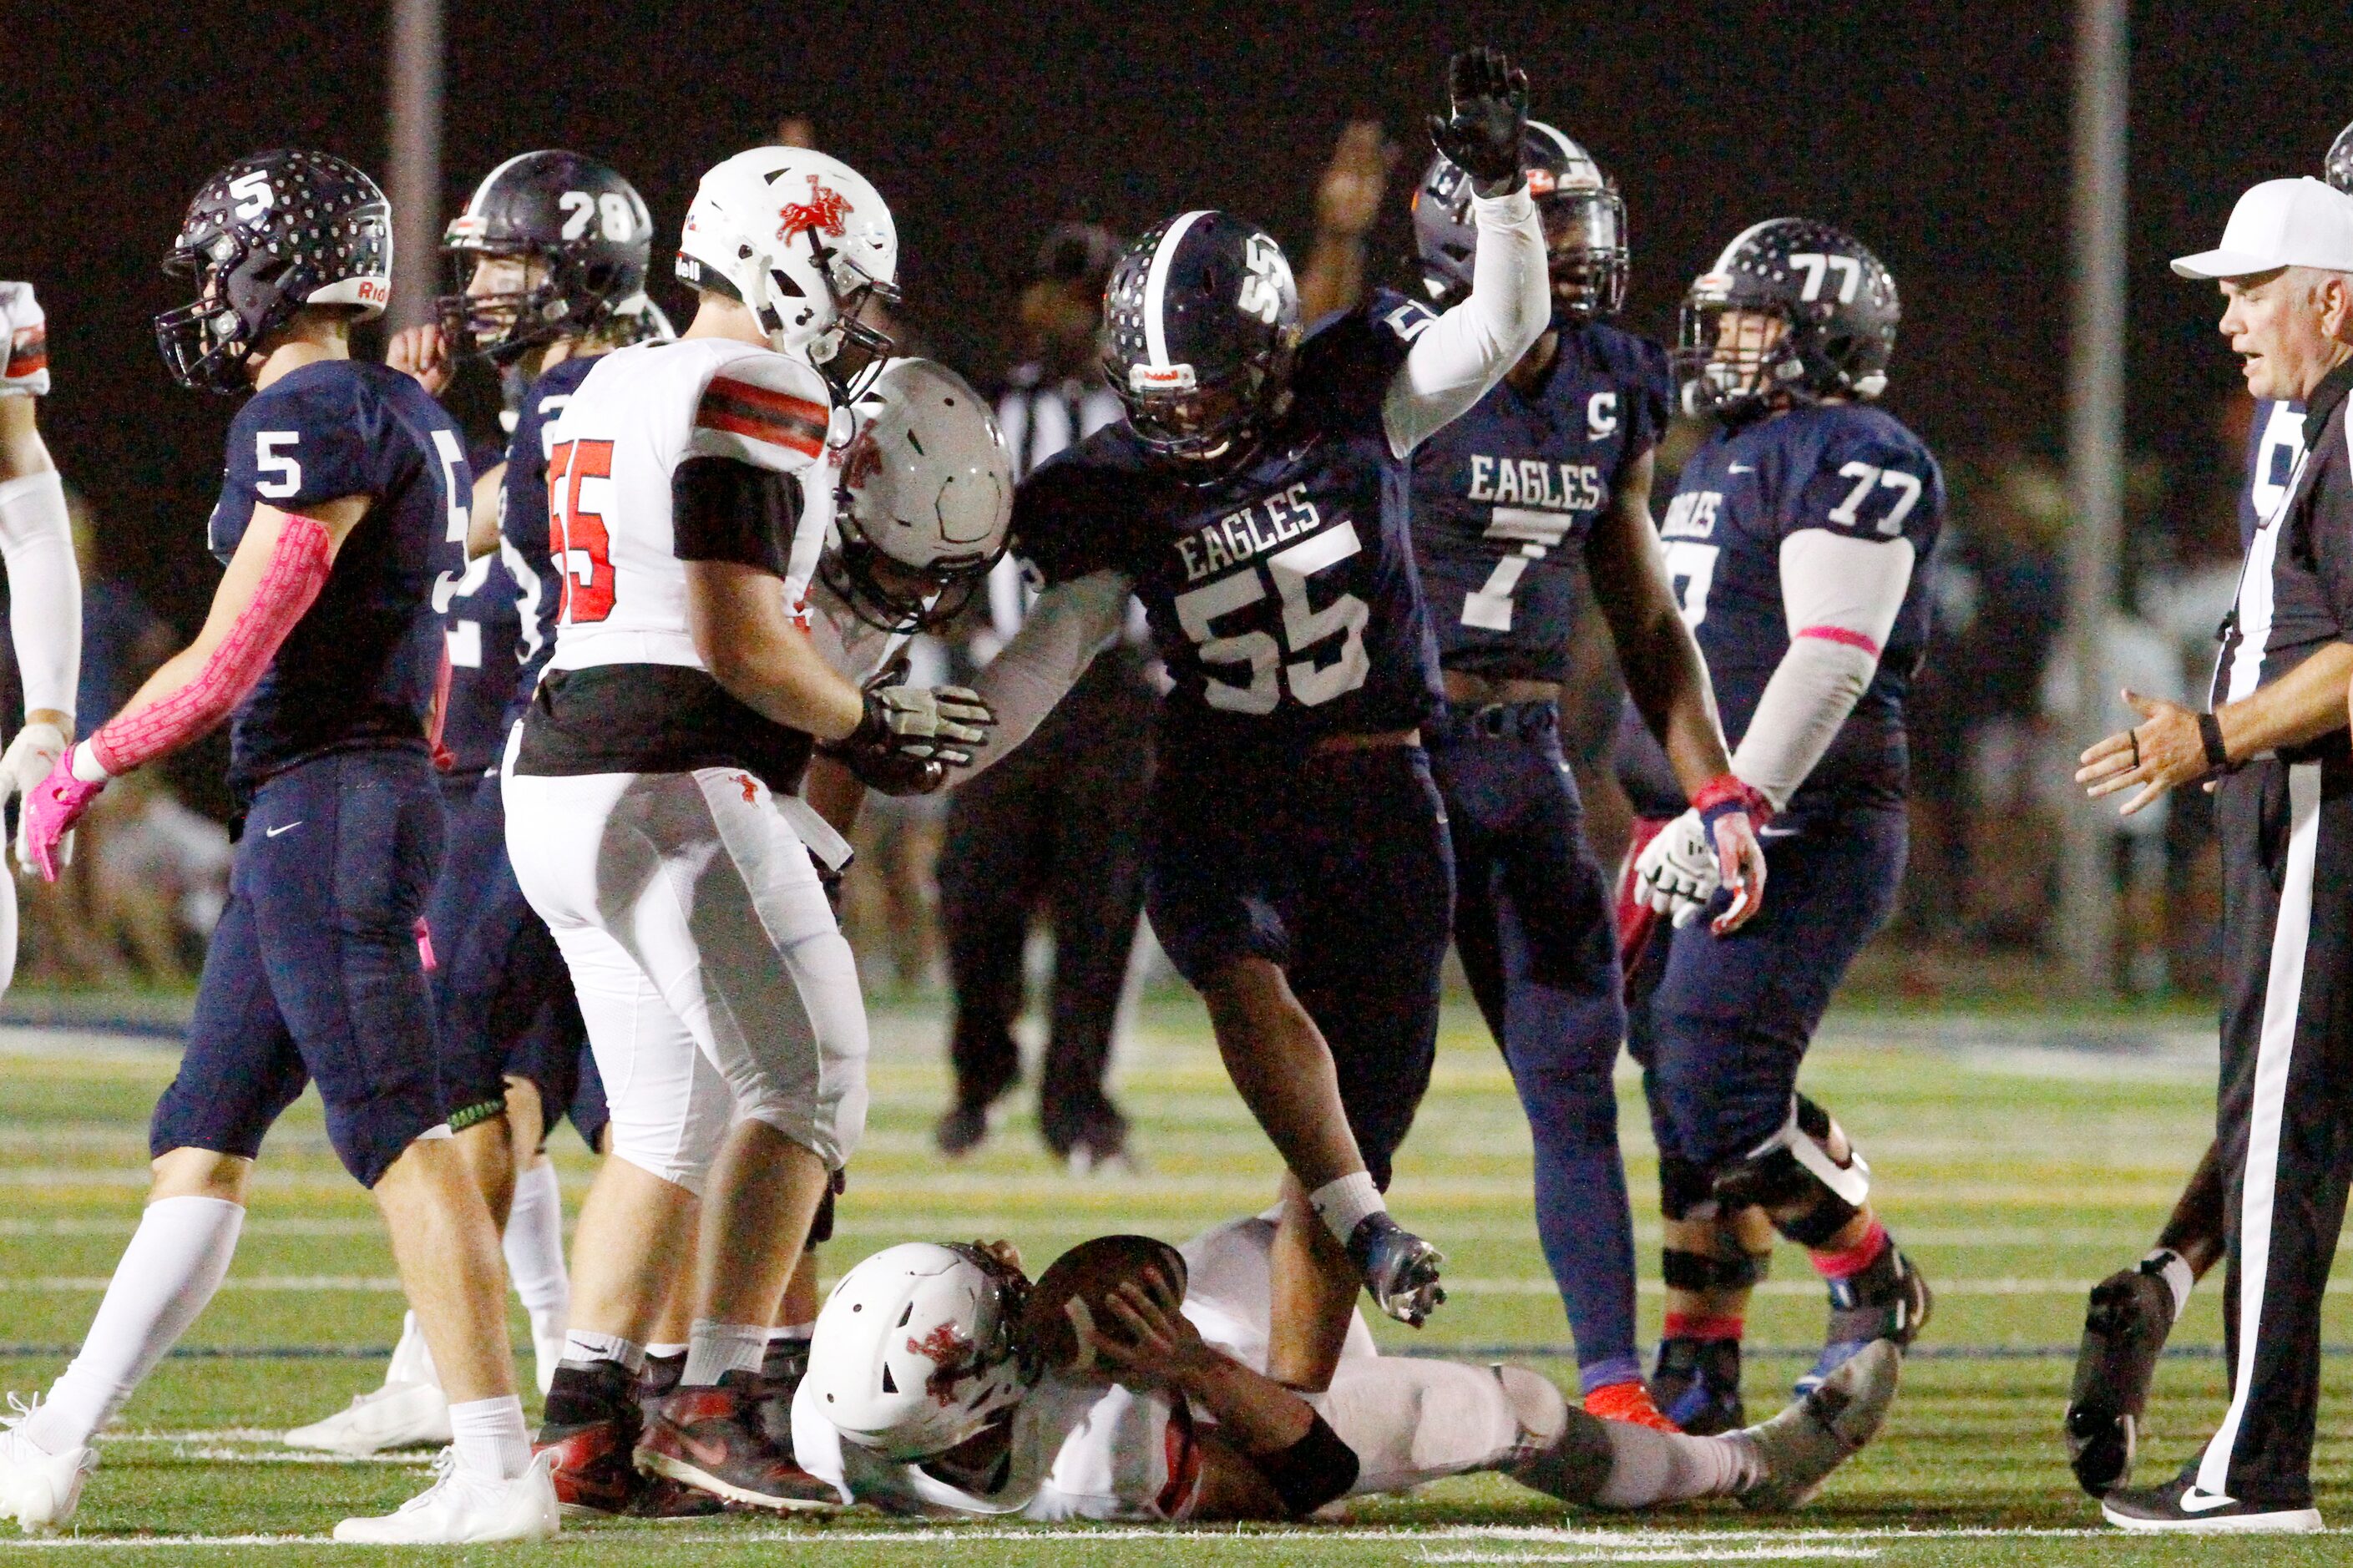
[1427,46,1530,192]
[824,683,995,796]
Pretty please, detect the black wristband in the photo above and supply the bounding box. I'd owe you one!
[1255,1412,1359,1518]
[2199,710,2229,771]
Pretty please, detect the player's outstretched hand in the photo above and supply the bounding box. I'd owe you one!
[1081,1267,1210,1392]
[386,324,453,397]
[0,721,67,874]
[827,683,998,796]
[1709,807,1769,937]
[1632,808,1718,929]
[2077,688,2209,818]
[1428,46,1529,192]
[19,750,102,883]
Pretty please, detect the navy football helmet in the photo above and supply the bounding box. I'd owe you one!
[1674,218,1898,419]
[1102,210,1301,468]
[1415,120,1627,320]
[154,149,392,393]
[438,150,652,364]
[2328,119,2353,194]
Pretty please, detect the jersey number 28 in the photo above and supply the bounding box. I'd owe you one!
[545,438,615,623]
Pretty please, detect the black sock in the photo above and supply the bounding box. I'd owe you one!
[544,1358,635,1429]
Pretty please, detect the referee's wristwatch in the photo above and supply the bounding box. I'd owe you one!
[2199,710,2230,773]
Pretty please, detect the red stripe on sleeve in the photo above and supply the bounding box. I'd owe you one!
[1797,625,1881,657]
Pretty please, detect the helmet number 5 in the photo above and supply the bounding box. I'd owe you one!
[1789,252,1861,303]
[1174,521,1371,713]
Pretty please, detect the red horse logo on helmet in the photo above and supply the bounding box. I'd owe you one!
[908,1321,977,1406]
[777,174,854,243]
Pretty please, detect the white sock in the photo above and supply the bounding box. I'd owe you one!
[559,1330,644,1375]
[1594,1422,1756,1507]
[447,1393,530,1481]
[385,1309,441,1389]
[681,1320,767,1387]
[503,1159,569,1343]
[2144,1247,2195,1323]
[1308,1171,1385,1250]
[645,1342,688,1362]
[23,1196,243,1454]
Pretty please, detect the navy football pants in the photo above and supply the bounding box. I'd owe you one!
[425,769,606,1151]
[1630,807,1905,1173]
[1430,701,1638,1393]
[153,747,447,1187]
[1145,742,1453,1189]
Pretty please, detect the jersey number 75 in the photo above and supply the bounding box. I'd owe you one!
[546,438,616,624]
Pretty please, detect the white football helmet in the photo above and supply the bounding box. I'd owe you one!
[806,1243,1035,1462]
[676,146,899,380]
[825,358,1015,632]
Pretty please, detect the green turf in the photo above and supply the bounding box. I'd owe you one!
[0,994,2346,1561]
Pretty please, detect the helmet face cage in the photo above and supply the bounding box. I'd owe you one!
[154,149,391,394]
[2329,120,2353,195]
[1672,219,1897,419]
[817,533,994,636]
[1415,120,1626,318]
[1539,185,1628,320]
[803,231,902,402]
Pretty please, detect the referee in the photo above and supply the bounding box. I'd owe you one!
[2078,175,2353,1534]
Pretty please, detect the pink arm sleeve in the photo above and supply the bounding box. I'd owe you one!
[89,513,333,775]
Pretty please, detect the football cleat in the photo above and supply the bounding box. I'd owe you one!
[1061,1114,1137,1176]
[1345,1213,1446,1327]
[628,1472,729,1520]
[2067,1262,2176,1496]
[1737,1339,1900,1511]
[332,1449,560,1544]
[0,1403,96,1535]
[1583,1378,1681,1434]
[2102,1464,2323,1533]
[1795,1248,1931,1397]
[754,1338,810,1454]
[537,1411,640,1517]
[635,1373,837,1512]
[934,1103,991,1160]
[1652,1337,1746,1435]
[283,1378,452,1454]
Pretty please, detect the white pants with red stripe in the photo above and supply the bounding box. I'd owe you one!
[503,762,867,1193]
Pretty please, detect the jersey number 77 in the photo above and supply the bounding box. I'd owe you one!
[546,438,615,623]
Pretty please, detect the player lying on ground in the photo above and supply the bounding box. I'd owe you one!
[1615,217,1943,1434]
[1400,118,1761,1431]
[541,352,1021,1515]
[0,278,79,994]
[2062,116,2353,1506]
[0,150,553,1545]
[792,1218,1897,1520]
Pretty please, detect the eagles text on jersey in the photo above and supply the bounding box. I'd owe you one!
[1012,291,1444,752]
[1410,320,1672,679]
[208,358,473,800]
[1658,402,1944,816]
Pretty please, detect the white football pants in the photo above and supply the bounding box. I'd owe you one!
[504,763,867,1193]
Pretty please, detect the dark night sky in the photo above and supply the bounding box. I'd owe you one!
[9,0,2353,641]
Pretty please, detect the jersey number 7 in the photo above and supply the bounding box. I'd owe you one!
[546,438,616,623]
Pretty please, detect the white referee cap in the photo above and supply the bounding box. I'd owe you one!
[2173,177,2353,279]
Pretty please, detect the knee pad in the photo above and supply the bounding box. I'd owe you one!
[1710,1095,1870,1248]
[1661,1244,1770,1293]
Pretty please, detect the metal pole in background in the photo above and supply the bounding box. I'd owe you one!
[2058,0,2129,992]
[386,0,443,335]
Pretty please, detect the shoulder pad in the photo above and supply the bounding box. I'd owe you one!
[690,350,832,473]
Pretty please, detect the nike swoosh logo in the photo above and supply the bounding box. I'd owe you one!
[2179,1486,2236,1513]
[672,1432,735,1469]
[264,821,304,837]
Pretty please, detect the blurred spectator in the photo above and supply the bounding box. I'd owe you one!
[83,768,231,984]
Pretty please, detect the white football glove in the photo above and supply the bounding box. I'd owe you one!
[1632,807,1718,928]
[2,721,68,875]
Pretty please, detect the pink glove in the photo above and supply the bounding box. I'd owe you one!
[21,751,103,883]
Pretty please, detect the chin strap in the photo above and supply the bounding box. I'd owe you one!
[89,514,332,776]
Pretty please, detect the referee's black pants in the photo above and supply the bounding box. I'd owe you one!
[937,650,1153,1153]
[2203,756,2353,1509]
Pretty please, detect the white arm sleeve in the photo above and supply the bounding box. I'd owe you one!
[957,569,1131,781]
[1380,186,1549,458]
[1728,529,1915,812]
[0,471,80,719]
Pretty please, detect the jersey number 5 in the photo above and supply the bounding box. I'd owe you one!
[546,438,616,624]
[1173,522,1371,714]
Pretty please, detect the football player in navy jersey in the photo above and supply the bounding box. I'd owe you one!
[0,151,555,1542]
[2058,119,2353,1499]
[1406,123,1758,1433]
[281,149,658,1467]
[1620,219,1943,1435]
[963,50,1753,1394]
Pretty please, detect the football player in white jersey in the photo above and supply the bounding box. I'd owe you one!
[506,148,994,1514]
[792,1218,1899,1521]
[0,282,80,991]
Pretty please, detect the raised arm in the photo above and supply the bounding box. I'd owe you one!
[1379,49,1548,458]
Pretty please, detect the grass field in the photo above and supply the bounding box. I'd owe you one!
[0,991,2348,1563]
